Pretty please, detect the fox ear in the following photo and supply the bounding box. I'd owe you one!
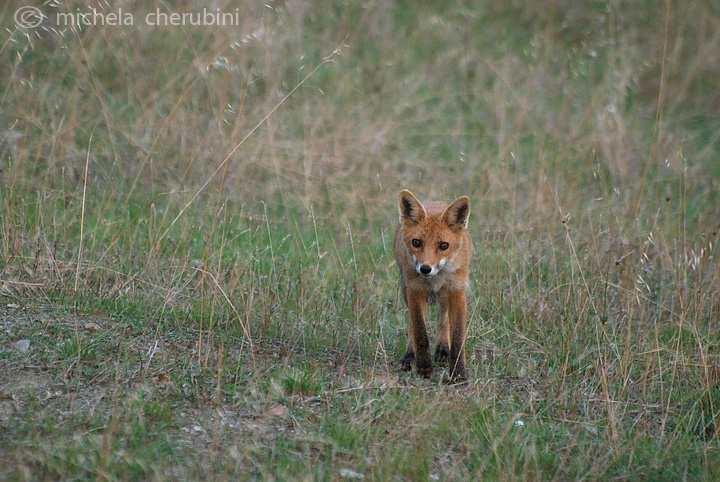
[442,196,471,231]
[398,190,426,224]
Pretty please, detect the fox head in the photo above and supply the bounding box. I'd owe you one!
[398,189,471,278]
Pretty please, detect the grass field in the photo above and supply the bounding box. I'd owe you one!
[2,0,720,479]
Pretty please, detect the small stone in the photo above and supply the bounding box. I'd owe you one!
[14,339,30,353]
[339,468,364,479]
[270,404,288,416]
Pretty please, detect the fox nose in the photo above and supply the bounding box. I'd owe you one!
[419,264,432,275]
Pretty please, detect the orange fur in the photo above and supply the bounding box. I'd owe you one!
[393,189,473,381]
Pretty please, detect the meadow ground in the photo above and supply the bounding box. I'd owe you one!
[1,0,720,479]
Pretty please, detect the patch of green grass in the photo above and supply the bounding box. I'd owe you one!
[8,414,182,481]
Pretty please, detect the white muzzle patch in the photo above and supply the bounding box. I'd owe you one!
[414,257,446,277]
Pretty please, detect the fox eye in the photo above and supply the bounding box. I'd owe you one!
[412,239,422,248]
[439,242,449,251]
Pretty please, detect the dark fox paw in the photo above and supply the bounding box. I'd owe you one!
[416,354,432,378]
[400,351,415,372]
[417,365,432,378]
[434,344,450,363]
[448,367,468,384]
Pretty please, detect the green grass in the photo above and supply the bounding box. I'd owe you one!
[2,0,720,479]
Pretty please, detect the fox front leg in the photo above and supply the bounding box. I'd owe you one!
[447,290,468,382]
[407,293,432,377]
[435,305,450,363]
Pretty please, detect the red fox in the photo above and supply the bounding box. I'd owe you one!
[393,189,473,381]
